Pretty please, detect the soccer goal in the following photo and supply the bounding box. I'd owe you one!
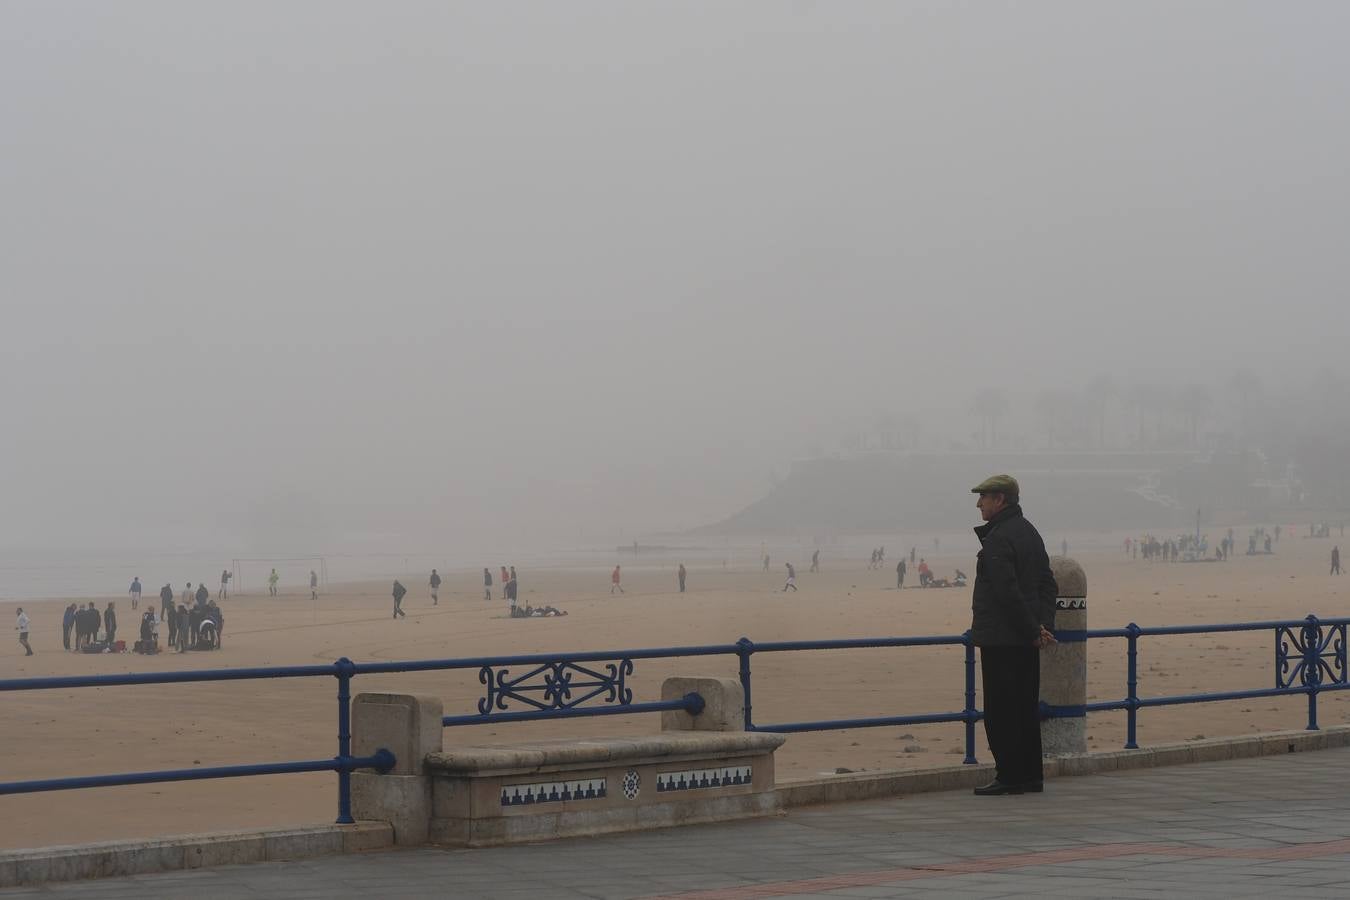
[230,557,328,594]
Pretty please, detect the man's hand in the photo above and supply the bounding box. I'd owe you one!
[1033,625,1057,649]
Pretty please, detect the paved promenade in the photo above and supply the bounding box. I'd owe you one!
[7,748,1350,899]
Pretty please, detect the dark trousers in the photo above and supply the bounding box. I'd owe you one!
[980,644,1043,785]
[106,626,116,645]
[63,625,72,650]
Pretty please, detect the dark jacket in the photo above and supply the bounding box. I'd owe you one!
[160,585,174,606]
[196,584,210,606]
[970,504,1057,647]
[392,581,406,601]
[105,608,117,634]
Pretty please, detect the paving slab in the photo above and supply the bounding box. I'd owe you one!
[6,748,1350,898]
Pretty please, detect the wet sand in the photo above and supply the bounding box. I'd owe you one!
[1,531,1346,849]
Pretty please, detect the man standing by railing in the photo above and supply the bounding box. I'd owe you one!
[969,474,1058,796]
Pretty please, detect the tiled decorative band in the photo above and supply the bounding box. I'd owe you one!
[501,778,607,807]
[655,766,752,793]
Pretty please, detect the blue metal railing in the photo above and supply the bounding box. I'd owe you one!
[1,614,1346,821]
[1076,614,1350,748]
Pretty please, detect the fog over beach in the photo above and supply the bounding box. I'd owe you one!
[3,1,1348,570]
[2,0,1350,852]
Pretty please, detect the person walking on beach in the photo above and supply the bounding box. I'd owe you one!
[166,602,179,648]
[483,568,493,601]
[1333,546,1342,576]
[73,603,89,649]
[968,474,1057,796]
[429,569,441,605]
[810,549,820,573]
[499,567,509,600]
[16,608,33,656]
[678,563,687,593]
[611,565,625,594]
[762,553,771,572]
[176,604,191,652]
[783,562,797,592]
[129,577,141,610]
[897,559,907,589]
[180,582,193,615]
[310,570,319,601]
[62,603,76,651]
[392,580,407,618]
[268,569,279,597]
[105,602,117,646]
[219,569,231,600]
[160,583,174,616]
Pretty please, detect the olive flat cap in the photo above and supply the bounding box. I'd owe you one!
[971,474,1019,496]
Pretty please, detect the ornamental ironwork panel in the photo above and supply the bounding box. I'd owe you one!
[477,659,635,714]
[1276,621,1347,689]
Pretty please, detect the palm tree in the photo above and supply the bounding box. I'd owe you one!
[1083,375,1117,449]
[971,388,1009,450]
[1227,369,1262,444]
[1178,384,1213,447]
[1034,389,1074,449]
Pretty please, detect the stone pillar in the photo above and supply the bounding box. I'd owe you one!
[661,677,744,732]
[350,693,443,845]
[1041,557,1087,754]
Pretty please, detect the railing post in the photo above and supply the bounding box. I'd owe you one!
[1304,614,1321,731]
[335,657,356,824]
[736,637,755,731]
[1125,624,1140,750]
[963,631,978,765]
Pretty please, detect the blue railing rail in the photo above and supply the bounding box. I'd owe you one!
[1,615,1347,820]
[1066,614,1350,748]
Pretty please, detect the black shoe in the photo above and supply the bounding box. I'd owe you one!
[973,780,1024,796]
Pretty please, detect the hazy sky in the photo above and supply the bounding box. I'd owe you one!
[3,1,1347,554]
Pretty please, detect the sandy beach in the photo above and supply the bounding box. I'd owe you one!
[1,530,1346,850]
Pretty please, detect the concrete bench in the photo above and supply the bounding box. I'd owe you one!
[350,677,786,847]
[427,730,784,846]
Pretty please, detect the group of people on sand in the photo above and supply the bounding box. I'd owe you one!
[63,601,118,651]
[20,578,225,658]
[145,582,224,654]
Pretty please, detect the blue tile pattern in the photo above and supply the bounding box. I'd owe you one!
[654,766,751,793]
[500,778,606,807]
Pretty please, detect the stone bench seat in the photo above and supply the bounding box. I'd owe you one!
[349,678,786,847]
[426,731,784,776]
[426,730,785,846]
